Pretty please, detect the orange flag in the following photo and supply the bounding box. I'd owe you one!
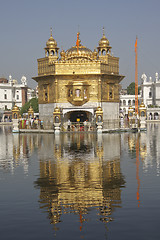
[135,37,138,52]
[76,32,80,51]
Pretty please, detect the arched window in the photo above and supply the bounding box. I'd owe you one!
[14,113,17,119]
[109,86,113,99]
[149,113,153,120]
[55,116,59,123]
[123,100,126,106]
[128,100,131,106]
[154,112,159,120]
[75,89,81,97]
[43,85,49,102]
[149,88,152,98]
[102,49,106,55]
[141,111,145,117]
[84,89,87,99]
[98,115,102,122]
[51,50,55,56]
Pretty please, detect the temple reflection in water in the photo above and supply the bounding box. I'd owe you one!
[35,133,125,228]
[1,124,160,234]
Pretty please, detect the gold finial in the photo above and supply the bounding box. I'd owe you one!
[103,27,105,36]
[50,27,52,37]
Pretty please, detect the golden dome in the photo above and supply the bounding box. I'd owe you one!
[12,104,19,111]
[96,106,103,111]
[128,105,133,110]
[54,106,60,112]
[99,33,110,48]
[46,28,57,48]
[28,105,34,112]
[65,32,93,60]
[65,45,93,60]
[140,102,145,108]
[46,35,57,48]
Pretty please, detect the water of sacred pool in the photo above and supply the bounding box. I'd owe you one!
[0,123,160,240]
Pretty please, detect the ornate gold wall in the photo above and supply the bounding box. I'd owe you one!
[36,73,122,105]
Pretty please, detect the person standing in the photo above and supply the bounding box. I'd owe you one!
[67,119,71,131]
[84,120,87,131]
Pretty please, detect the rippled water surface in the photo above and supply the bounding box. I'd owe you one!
[0,124,160,240]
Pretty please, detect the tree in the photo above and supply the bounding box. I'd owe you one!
[20,98,39,116]
[127,82,141,95]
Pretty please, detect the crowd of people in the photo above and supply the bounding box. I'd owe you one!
[19,118,43,129]
[65,119,93,132]
[19,118,95,131]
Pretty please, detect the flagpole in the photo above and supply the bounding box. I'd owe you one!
[135,36,138,115]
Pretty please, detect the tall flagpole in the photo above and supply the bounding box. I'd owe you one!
[135,36,138,115]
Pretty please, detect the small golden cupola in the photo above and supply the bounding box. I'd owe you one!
[12,104,20,119]
[60,48,66,61]
[44,28,59,59]
[28,105,34,118]
[93,47,98,60]
[97,28,112,61]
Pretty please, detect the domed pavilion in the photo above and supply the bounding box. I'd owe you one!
[33,28,124,130]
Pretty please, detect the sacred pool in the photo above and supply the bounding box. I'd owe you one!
[0,123,160,240]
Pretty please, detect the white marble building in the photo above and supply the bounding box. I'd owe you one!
[0,75,28,110]
[141,72,160,107]
[120,94,142,116]
[120,72,160,119]
[141,73,160,120]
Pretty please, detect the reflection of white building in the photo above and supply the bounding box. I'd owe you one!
[141,124,160,176]
[120,128,160,176]
[0,75,28,110]
[0,126,35,175]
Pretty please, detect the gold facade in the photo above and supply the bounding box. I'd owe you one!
[33,30,124,106]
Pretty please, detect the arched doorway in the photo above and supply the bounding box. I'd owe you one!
[69,111,88,122]
[62,110,95,132]
[149,113,152,120]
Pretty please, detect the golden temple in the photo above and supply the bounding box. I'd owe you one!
[33,28,124,130]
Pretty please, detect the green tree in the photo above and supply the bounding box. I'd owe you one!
[127,82,141,95]
[20,98,39,116]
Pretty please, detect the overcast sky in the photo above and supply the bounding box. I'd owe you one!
[0,0,160,88]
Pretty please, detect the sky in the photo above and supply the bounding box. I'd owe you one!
[0,0,160,88]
